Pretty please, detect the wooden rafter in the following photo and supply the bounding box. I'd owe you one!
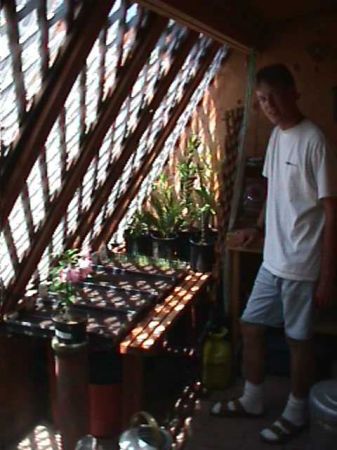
[4,14,168,312]
[3,0,27,121]
[67,31,199,249]
[135,0,267,51]
[0,0,115,229]
[91,41,221,250]
[37,0,49,78]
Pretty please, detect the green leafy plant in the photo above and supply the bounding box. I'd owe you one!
[177,136,199,230]
[194,184,216,243]
[126,209,149,237]
[48,249,93,317]
[143,174,184,238]
[192,143,217,243]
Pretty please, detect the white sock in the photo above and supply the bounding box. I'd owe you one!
[282,393,308,426]
[227,380,264,415]
[260,393,307,442]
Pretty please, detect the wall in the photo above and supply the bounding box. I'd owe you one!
[248,15,337,155]
[213,15,337,157]
[167,50,248,195]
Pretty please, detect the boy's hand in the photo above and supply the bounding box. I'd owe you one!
[229,227,262,248]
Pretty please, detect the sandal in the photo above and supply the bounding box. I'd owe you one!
[260,416,307,444]
[210,398,264,418]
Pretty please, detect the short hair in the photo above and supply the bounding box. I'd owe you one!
[256,64,296,89]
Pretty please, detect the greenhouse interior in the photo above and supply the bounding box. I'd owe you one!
[1,1,337,449]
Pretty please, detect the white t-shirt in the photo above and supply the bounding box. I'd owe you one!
[262,118,337,281]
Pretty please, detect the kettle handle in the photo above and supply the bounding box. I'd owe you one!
[130,411,162,447]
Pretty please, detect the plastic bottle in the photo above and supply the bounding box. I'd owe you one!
[202,327,232,390]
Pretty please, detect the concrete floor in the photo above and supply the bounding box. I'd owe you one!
[12,376,312,450]
[185,376,310,450]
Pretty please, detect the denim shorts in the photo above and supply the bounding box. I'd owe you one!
[241,265,315,340]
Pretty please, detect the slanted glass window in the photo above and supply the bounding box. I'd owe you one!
[0,0,228,299]
[0,0,75,150]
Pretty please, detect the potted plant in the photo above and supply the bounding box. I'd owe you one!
[143,174,184,260]
[48,249,93,344]
[176,136,200,261]
[123,209,152,256]
[189,152,217,272]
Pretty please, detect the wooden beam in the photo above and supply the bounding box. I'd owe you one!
[92,41,221,250]
[0,0,115,229]
[3,0,27,121]
[135,0,267,52]
[67,31,199,249]
[4,14,168,313]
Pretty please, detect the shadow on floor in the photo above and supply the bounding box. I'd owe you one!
[185,376,310,450]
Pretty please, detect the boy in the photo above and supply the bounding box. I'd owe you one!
[211,64,337,444]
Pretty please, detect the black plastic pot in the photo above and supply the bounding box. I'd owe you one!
[52,311,87,344]
[189,238,215,272]
[151,234,178,260]
[176,229,197,262]
[124,230,152,256]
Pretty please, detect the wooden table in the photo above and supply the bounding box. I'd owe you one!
[119,270,211,425]
[2,266,212,430]
[226,231,263,356]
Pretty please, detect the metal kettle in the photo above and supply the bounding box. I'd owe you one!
[119,411,172,450]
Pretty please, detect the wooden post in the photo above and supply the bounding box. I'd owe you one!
[122,353,144,428]
[52,338,90,450]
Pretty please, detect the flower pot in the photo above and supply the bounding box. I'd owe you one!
[189,238,215,272]
[52,311,87,344]
[151,234,178,260]
[124,230,152,256]
[176,229,197,262]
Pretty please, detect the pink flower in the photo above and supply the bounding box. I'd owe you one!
[59,266,82,283]
[67,267,82,283]
[79,257,93,279]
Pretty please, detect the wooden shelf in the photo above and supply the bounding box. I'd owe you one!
[120,271,211,354]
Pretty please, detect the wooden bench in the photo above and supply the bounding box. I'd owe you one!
[119,270,211,425]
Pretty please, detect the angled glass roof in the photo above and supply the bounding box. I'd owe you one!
[0,0,228,295]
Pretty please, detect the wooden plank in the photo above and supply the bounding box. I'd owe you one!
[120,272,210,353]
[228,52,256,231]
[137,274,209,351]
[3,14,168,313]
[38,146,50,210]
[135,0,267,52]
[21,184,35,242]
[92,41,220,250]
[3,0,27,121]
[37,0,49,78]
[68,31,198,249]
[0,0,115,229]
[122,353,144,426]
[3,221,19,273]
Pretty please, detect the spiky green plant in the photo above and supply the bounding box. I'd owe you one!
[177,135,200,229]
[127,209,149,237]
[193,147,217,242]
[143,174,184,238]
